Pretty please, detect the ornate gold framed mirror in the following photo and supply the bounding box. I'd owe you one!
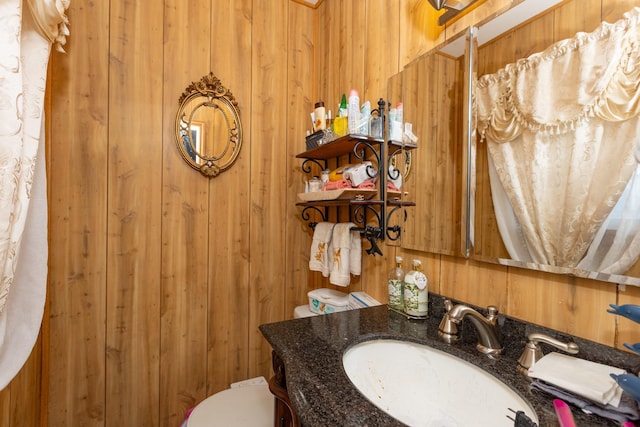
[175,73,243,177]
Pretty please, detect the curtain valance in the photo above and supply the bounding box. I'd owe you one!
[477,7,640,141]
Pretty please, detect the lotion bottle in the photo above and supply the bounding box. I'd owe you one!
[403,259,428,318]
[387,256,405,313]
[347,89,360,135]
[314,101,326,131]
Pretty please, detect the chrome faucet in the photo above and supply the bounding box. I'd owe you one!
[517,332,579,375]
[438,299,504,355]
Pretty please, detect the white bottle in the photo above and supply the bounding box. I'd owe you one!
[347,89,360,135]
[403,259,428,318]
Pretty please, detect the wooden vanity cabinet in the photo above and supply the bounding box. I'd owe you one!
[268,351,301,427]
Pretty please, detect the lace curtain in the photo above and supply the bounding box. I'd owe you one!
[0,0,69,390]
[475,7,640,273]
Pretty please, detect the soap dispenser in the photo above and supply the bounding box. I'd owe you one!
[403,259,428,318]
[387,256,405,313]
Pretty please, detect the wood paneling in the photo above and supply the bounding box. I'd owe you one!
[249,0,290,379]
[207,0,253,400]
[285,4,316,318]
[399,0,446,69]
[106,1,164,425]
[47,0,110,425]
[160,1,212,425]
[4,2,640,427]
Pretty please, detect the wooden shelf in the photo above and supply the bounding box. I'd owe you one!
[296,134,383,160]
[296,199,384,208]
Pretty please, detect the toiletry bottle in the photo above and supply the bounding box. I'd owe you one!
[403,259,428,318]
[347,89,360,135]
[314,101,326,131]
[321,169,330,184]
[326,109,333,130]
[339,94,348,118]
[388,256,405,313]
[308,176,323,192]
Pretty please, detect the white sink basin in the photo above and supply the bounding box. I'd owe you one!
[343,339,537,427]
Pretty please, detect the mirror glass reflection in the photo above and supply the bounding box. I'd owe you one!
[471,7,640,286]
[397,2,640,287]
[398,42,466,257]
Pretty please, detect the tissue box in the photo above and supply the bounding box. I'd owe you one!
[348,292,382,309]
[308,288,349,314]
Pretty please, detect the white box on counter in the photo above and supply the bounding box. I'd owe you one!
[307,288,350,315]
[348,291,382,309]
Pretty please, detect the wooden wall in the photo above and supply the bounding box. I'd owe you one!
[2,0,640,426]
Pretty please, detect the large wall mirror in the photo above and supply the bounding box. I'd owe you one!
[396,0,640,287]
[471,3,640,286]
[175,72,243,177]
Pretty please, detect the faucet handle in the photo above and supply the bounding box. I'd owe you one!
[517,332,579,375]
[486,306,499,321]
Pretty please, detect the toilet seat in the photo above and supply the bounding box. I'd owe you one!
[187,384,274,427]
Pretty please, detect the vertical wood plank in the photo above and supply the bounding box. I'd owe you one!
[0,388,7,427]
[106,0,164,425]
[47,0,109,425]
[616,285,640,352]
[508,270,617,344]
[286,4,317,317]
[399,0,446,69]
[160,0,211,425]
[6,339,42,426]
[207,0,253,393]
[440,256,509,310]
[360,0,401,297]
[603,0,640,21]
[339,1,366,94]
[554,0,603,40]
[249,0,289,378]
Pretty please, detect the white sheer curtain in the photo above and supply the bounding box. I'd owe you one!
[475,7,640,273]
[0,0,69,391]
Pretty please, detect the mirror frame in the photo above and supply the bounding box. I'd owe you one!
[175,72,243,178]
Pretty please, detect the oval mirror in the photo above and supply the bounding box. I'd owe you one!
[175,73,243,177]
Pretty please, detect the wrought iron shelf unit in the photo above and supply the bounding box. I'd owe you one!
[296,99,417,255]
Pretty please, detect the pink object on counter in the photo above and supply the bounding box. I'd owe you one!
[553,399,577,427]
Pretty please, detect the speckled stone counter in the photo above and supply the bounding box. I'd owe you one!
[259,295,640,427]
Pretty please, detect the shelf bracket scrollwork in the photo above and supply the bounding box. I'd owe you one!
[386,205,407,241]
[301,159,327,174]
[301,206,327,228]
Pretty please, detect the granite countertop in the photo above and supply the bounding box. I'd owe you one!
[259,294,640,427]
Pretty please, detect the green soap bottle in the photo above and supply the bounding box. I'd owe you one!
[339,93,348,117]
[387,256,405,312]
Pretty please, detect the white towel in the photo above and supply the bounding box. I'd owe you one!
[330,222,358,286]
[309,222,335,277]
[349,228,361,276]
[528,352,626,407]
